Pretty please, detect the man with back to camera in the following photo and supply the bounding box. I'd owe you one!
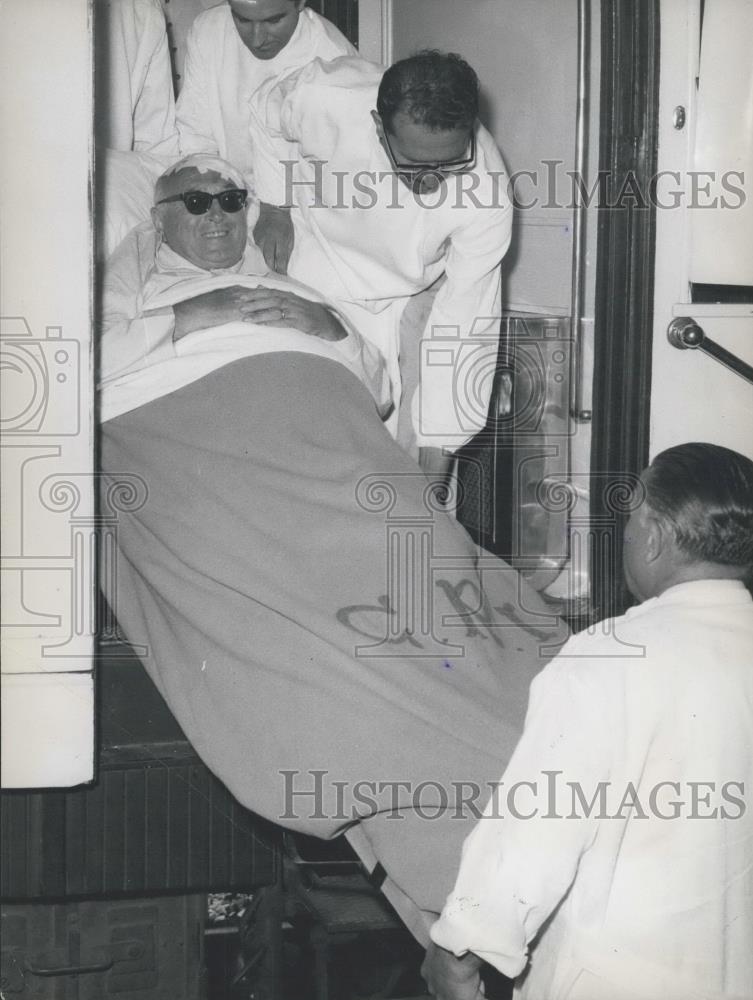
[175,0,355,203]
[248,50,513,479]
[422,442,753,1000]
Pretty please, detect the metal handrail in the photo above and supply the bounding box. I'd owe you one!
[569,0,592,422]
[667,317,753,386]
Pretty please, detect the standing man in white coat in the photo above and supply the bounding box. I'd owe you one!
[249,51,512,475]
[175,0,355,204]
[423,442,753,1000]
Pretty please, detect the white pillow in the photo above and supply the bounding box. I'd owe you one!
[96,148,166,261]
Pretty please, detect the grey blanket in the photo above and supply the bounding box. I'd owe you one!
[100,351,568,929]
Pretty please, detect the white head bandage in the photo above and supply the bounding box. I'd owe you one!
[155,154,247,202]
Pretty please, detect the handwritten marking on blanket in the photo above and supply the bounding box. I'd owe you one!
[336,594,425,648]
[337,578,558,655]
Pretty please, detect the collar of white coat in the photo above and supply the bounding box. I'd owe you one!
[627,577,751,619]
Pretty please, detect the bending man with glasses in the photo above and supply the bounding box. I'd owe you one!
[250,50,513,478]
[99,153,389,414]
[251,51,512,474]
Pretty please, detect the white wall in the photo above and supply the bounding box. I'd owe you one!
[689,0,753,287]
[1,0,95,786]
[650,0,753,461]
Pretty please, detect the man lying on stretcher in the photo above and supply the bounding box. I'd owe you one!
[99,152,390,423]
[98,154,570,944]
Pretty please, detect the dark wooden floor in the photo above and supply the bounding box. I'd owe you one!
[206,924,513,1000]
[206,924,428,999]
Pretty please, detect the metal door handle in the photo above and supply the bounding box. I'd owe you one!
[25,957,114,977]
[25,938,144,977]
[667,317,753,385]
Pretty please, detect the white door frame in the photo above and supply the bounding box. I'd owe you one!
[358,0,393,64]
[1,0,96,788]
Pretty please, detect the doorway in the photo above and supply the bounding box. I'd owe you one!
[384,0,660,624]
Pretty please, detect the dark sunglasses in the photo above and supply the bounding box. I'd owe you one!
[381,130,477,177]
[156,188,248,215]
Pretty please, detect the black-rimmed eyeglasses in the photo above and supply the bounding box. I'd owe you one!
[380,130,477,180]
[156,188,248,215]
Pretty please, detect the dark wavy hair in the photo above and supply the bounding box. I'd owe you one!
[643,443,753,569]
[377,50,479,133]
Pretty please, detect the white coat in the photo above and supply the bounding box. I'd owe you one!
[430,579,753,1000]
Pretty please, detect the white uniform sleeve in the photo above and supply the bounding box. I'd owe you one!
[175,19,220,158]
[99,0,179,158]
[246,66,310,206]
[131,4,179,159]
[332,321,393,417]
[412,189,512,450]
[430,650,610,978]
[249,57,383,206]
